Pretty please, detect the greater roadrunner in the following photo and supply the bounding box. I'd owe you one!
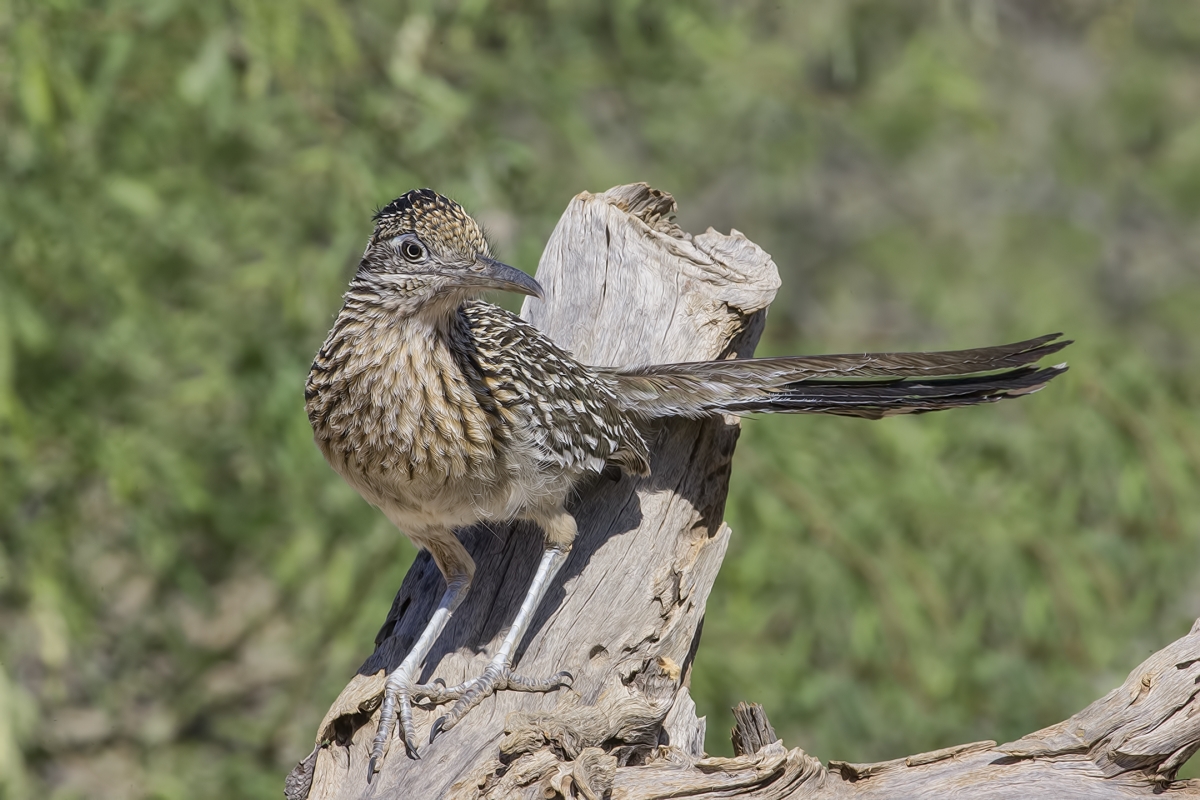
[306,188,1069,770]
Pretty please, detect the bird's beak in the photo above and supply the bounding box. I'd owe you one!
[462,255,545,300]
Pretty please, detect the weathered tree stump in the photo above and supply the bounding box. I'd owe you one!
[289,184,1200,799]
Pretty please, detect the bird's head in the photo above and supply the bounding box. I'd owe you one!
[355,189,543,313]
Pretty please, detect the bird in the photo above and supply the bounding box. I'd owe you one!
[305,188,1069,771]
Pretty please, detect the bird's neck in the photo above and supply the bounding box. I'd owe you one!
[306,279,504,492]
[308,282,466,432]
[342,273,472,330]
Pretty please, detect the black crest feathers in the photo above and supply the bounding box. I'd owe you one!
[373,188,445,223]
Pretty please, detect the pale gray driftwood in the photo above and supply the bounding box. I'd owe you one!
[608,620,1200,798]
[289,185,1200,799]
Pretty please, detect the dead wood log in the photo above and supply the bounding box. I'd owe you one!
[289,184,1200,799]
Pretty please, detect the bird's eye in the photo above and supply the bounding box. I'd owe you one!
[391,236,427,262]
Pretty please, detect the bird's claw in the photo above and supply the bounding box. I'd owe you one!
[369,664,571,767]
[422,662,572,740]
[367,662,568,767]
[368,677,423,775]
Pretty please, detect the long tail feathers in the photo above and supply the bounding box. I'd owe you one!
[608,333,1070,420]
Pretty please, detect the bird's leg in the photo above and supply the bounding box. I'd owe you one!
[422,547,571,735]
[421,512,576,738]
[370,533,474,771]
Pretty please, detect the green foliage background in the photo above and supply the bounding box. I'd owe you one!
[3,1,1199,796]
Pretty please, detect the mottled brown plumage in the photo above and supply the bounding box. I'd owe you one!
[306,188,1069,770]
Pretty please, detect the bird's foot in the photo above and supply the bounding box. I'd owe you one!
[368,660,570,770]
[369,668,426,774]
[416,658,572,740]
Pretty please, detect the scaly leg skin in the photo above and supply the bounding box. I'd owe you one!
[423,510,579,740]
[369,573,470,775]
[422,544,573,739]
[371,513,576,772]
